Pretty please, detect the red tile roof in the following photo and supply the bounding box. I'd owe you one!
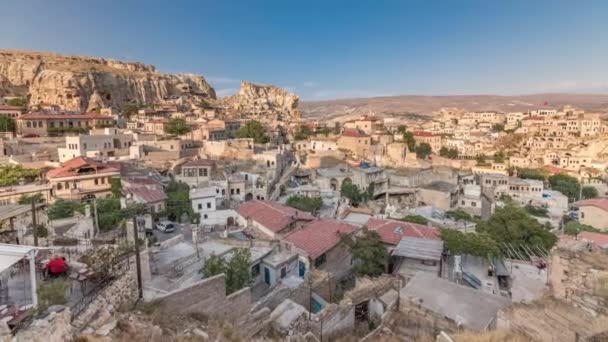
[0,105,20,111]
[236,200,315,234]
[414,131,435,137]
[20,112,112,120]
[576,198,608,212]
[366,218,440,246]
[284,219,355,259]
[341,129,369,138]
[578,231,608,248]
[46,157,119,179]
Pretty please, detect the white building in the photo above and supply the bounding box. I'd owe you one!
[57,128,134,162]
[190,185,236,226]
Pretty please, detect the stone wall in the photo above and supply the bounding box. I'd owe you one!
[155,274,252,321]
[11,308,73,342]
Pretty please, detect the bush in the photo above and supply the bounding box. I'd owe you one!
[37,279,68,312]
[47,200,84,220]
[440,229,501,257]
[236,120,269,144]
[415,143,432,159]
[400,215,428,225]
[286,195,322,213]
[445,209,472,221]
[524,205,548,217]
[582,186,599,199]
[549,174,581,201]
[164,118,191,135]
[0,165,39,186]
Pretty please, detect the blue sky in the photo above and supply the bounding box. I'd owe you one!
[1,0,607,100]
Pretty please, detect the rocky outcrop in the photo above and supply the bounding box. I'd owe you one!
[222,81,300,122]
[0,50,216,111]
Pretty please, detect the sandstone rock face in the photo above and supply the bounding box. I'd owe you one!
[0,50,216,111]
[222,81,300,122]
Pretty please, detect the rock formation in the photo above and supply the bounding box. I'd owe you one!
[222,81,300,122]
[0,50,216,112]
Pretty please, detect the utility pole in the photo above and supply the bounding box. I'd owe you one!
[31,201,38,247]
[93,199,99,237]
[132,216,143,299]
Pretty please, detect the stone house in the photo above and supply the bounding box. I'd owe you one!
[57,127,134,162]
[190,185,236,226]
[574,198,608,231]
[17,112,114,137]
[337,129,372,158]
[283,219,355,276]
[46,157,120,201]
[175,159,215,188]
[413,131,442,153]
[0,105,21,119]
[143,118,168,135]
[235,200,315,239]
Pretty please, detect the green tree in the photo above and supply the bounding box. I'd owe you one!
[0,165,40,186]
[164,118,191,135]
[403,131,416,152]
[517,168,547,181]
[439,146,459,159]
[236,120,269,144]
[6,98,27,112]
[400,215,428,225]
[18,193,44,205]
[476,203,557,250]
[341,229,388,277]
[397,125,407,134]
[440,229,500,257]
[493,150,506,163]
[445,209,472,222]
[415,143,432,159]
[0,116,16,132]
[492,123,505,132]
[121,104,140,118]
[286,195,323,213]
[582,186,599,199]
[563,221,602,236]
[318,127,331,137]
[524,205,548,217]
[96,197,122,231]
[201,249,252,295]
[109,177,122,198]
[293,125,312,141]
[475,154,489,166]
[548,174,581,201]
[164,180,194,221]
[340,182,366,207]
[47,200,84,220]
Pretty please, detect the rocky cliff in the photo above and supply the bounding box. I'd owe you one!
[0,50,216,111]
[222,81,300,122]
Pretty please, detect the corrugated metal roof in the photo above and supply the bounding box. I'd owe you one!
[393,237,444,261]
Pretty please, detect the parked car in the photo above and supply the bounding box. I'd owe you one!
[156,221,176,233]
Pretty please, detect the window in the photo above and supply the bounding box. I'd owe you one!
[231,189,235,195]
[203,168,208,177]
[198,203,202,210]
[236,189,240,195]
[314,254,326,268]
[222,189,225,195]
[471,201,477,207]
[207,202,211,209]
[216,189,219,194]
[203,214,208,219]
[57,183,63,190]
[281,267,287,278]
[94,179,99,185]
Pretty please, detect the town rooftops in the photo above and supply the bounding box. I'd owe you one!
[20,112,113,120]
[393,237,444,261]
[578,231,608,249]
[413,131,435,137]
[182,159,215,167]
[575,197,608,212]
[236,200,315,234]
[366,218,440,246]
[341,129,369,138]
[127,187,167,203]
[46,157,119,179]
[0,105,20,111]
[401,272,511,331]
[284,219,355,259]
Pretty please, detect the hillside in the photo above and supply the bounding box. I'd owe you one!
[301,93,608,120]
[0,50,216,111]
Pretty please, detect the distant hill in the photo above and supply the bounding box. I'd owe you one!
[301,93,608,121]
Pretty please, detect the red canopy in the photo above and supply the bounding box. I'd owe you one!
[46,258,66,274]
